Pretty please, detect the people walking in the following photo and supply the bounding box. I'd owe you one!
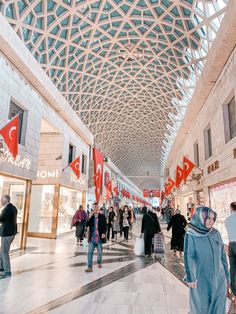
[141,207,161,257]
[167,208,187,257]
[184,207,230,314]
[112,207,120,242]
[71,205,88,245]
[225,202,236,313]
[122,205,131,242]
[107,206,115,241]
[85,202,107,273]
[119,207,123,237]
[0,195,17,279]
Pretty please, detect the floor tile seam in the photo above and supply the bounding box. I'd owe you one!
[24,258,157,314]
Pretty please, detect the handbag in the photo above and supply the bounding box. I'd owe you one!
[134,235,144,256]
[154,232,165,254]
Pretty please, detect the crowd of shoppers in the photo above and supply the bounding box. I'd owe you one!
[1,195,236,314]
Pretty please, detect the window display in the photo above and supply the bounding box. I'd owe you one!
[57,186,83,235]
[28,185,55,233]
[0,174,26,249]
[210,180,236,244]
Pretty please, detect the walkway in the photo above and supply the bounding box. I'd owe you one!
[1,217,189,314]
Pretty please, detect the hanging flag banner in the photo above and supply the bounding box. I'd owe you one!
[149,189,160,198]
[0,115,19,159]
[107,180,112,193]
[105,171,110,186]
[143,189,149,198]
[175,165,185,188]
[113,186,119,197]
[164,182,169,195]
[183,156,195,181]
[160,190,165,205]
[69,156,81,179]
[93,147,104,203]
[167,177,175,194]
[106,180,112,200]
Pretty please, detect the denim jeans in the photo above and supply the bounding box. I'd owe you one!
[87,242,103,268]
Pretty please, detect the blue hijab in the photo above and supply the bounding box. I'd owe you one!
[187,207,217,236]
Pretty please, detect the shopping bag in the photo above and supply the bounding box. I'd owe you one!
[133,235,144,256]
[154,232,165,254]
[82,238,88,248]
[226,297,232,314]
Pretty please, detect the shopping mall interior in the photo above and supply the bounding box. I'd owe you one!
[0,0,236,313]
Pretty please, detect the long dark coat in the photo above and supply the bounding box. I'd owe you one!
[167,214,187,252]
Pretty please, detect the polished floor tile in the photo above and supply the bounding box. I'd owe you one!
[0,216,190,314]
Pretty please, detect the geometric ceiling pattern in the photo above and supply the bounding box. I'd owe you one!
[1,0,228,187]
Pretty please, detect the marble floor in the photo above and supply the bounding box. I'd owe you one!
[0,217,189,314]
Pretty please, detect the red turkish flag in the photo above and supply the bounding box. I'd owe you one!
[183,156,195,181]
[93,147,104,203]
[164,183,169,195]
[160,190,165,205]
[69,156,81,179]
[113,186,119,196]
[143,189,149,198]
[175,165,185,188]
[105,172,110,186]
[0,115,19,159]
[167,177,175,194]
[152,189,160,197]
[106,180,112,193]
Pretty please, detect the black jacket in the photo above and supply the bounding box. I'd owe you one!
[108,211,115,224]
[141,211,161,236]
[0,203,18,237]
[86,213,107,243]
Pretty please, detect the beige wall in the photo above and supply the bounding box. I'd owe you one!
[165,45,236,211]
[0,53,91,192]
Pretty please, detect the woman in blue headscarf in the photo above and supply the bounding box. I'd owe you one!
[184,207,230,314]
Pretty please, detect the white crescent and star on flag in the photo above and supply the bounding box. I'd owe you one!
[9,126,17,141]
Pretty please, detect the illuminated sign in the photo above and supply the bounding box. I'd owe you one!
[37,169,59,178]
[0,148,31,170]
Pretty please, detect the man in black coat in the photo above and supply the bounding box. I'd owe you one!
[141,208,161,257]
[85,202,107,272]
[0,195,17,278]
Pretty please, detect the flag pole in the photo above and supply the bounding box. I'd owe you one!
[62,164,70,172]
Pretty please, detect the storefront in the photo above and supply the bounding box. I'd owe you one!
[0,173,31,250]
[28,183,85,238]
[209,179,236,244]
[57,186,83,235]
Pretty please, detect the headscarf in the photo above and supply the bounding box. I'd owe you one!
[187,206,217,236]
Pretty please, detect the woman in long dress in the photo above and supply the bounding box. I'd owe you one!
[167,208,187,257]
[71,205,88,245]
[184,207,230,314]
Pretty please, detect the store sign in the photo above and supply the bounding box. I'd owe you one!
[37,169,59,178]
[70,173,85,185]
[207,160,219,174]
[0,148,31,170]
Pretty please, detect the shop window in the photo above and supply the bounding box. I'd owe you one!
[0,175,26,249]
[193,141,199,167]
[8,100,28,146]
[68,143,75,165]
[204,124,212,160]
[81,154,87,174]
[28,185,55,233]
[223,97,236,143]
[58,186,83,235]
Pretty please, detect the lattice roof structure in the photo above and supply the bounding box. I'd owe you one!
[0,0,228,187]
